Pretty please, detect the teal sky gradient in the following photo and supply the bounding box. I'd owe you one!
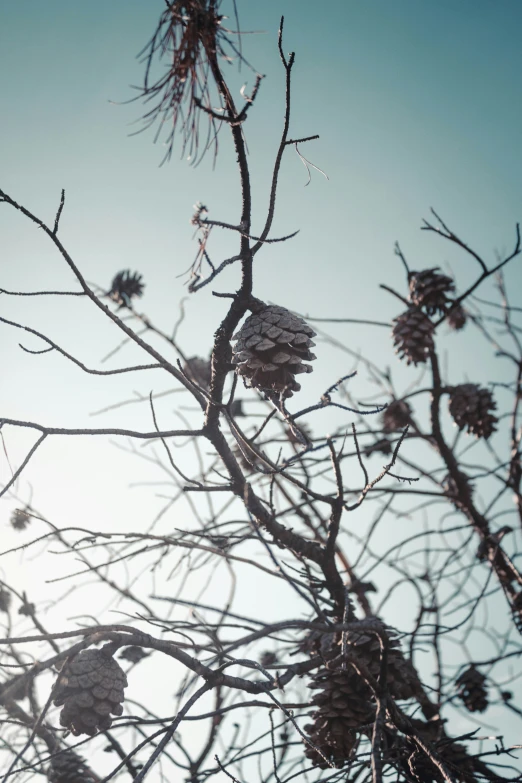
[1,3,522,756]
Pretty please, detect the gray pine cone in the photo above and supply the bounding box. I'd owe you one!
[382,399,412,433]
[53,648,127,736]
[448,384,498,439]
[447,303,467,331]
[47,749,97,783]
[392,309,435,365]
[232,303,316,398]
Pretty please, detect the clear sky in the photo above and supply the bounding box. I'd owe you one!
[1,1,522,765]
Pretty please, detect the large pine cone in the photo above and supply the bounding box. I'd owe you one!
[232,303,316,398]
[47,749,97,783]
[409,268,455,315]
[455,667,488,713]
[382,399,412,433]
[448,384,497,439]
[53,649,127,736]
[392,309,434,365]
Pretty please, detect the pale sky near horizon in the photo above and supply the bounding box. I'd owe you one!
[1,2,522,771]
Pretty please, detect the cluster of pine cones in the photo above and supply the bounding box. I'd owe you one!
[53,648,127,736]
[392,267,465,366]
[303,619,418,769]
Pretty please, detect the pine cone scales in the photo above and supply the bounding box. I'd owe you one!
[47,749,97,783]
[53,649,127,736]
[392,309,435,365]
[455,667,488,713]
[448,384,498,439]
[409,268,455,315]
[232,304,317,398]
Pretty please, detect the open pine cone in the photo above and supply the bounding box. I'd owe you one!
[409,268,455,315]
[382,399,412,433]
[448,383,498,439]
[53,648,127,736]
[47,749,97,783]
[108,270,144,308]
[232,302,316,398]
[455,666,488,713]
[392,308,434,365]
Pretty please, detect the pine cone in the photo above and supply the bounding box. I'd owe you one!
[392,309,435,365]
[260,651,278,667]
[382,400,412,433]
[53,648,127,736]
[442,471,474,508]
[232,302,316,398]
[183,356,212,389]
[455,666,488,713]
[448,384,498,439]
[447,303,467,331]
[409,268,455,315]
[47,749,97,783]
[0,588,11,613]
[108,270,144,307]
[11,508,30,530]
[119,646,150,665]
[364,438,392,458]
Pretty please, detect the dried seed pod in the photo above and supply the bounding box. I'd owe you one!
[232,302,317,399]
[53,648,127,736]
[382,400,412,433]
[108,270,144,307]
[455,666,488,713]
[448,384,498,439]
[409,268,455,315]
[392,308,435,365]
[47,749,97,783]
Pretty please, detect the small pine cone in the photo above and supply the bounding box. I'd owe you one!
[108,270,144,307]
[382,400,412,433]
[447,303,467,331]
[53,648,127,736]
[455,666,488,713]
[0,588,11,613]
[448,384,498,439]
[409,268,455,315]
[512,592,522,634]
[47,749,97,783]
[442,471,474,508]
[364,438,392,458]
[119,646,149,665]
[183,356,212,389]
[260,651,278,667]
[392,309,434,365]
[11,508,30,530]
[232,302,317,399]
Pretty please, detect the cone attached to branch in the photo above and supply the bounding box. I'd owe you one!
[409,268,455,315]
[183,356,212,389]
[455,666,488,713]
[232,301,316,398]
[382,399,412,433]
[108,270,144,308]
[47,749,97,783]
[392,308,434,365]
[53,648,127,736]
[447,303,467,331]
[448,383,498,439]
[11,508,30,531]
